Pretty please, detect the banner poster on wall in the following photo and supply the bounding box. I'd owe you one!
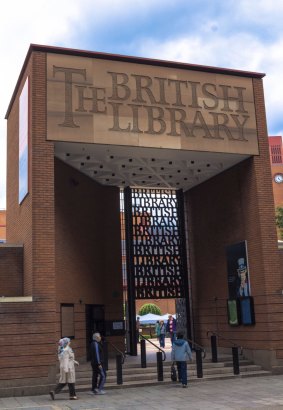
[226,241,251,299]
[19,77,29,204]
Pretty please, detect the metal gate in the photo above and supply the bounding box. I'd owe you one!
[124,187,191,354]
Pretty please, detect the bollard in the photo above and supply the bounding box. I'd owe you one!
[116,354,123,385]
[195,348,203,378]
[103,340,109,371]
[140,339,147,368]
[232,347,240,375]
[156,352,163,381]
[211,335,218,363]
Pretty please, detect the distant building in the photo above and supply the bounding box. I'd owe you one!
[269,136,283,207]
[0,209,6,242]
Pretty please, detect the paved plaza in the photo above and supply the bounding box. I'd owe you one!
[1,374,283,410]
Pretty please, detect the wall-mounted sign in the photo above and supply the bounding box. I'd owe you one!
[47,54,259,156]
[227,299,240,326]
[19,77,29,204]
[240,296,255,325]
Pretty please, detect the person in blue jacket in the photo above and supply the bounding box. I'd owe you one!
[90,332,106,395]
[171,332,193,387]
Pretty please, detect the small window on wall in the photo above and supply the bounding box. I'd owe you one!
[61,304,75,339]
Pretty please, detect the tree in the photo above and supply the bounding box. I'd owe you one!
[275,207,283,239]
[138,303,161,316]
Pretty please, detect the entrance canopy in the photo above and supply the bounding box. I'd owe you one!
[55,142,250,191]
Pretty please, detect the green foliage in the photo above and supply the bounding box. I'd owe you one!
[138,303,161,316]
[275,207,283,228]
[275,207,283,239]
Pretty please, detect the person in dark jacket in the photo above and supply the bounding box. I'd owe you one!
[166,314,177,345]
[171,332,193,387]
[90,332,106,395]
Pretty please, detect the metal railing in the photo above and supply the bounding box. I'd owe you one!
[207,331,243,355]
[207,330,242,375]
[107,340,126,364]
[139,334,166,361]
[187,338,206,359]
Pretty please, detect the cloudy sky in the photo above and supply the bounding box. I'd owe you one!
[1,0,283,209]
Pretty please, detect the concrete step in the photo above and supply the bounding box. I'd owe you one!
[76,363,263,383]
[75,369,272,392]
[74,358,255,379]
[73,359,272,390]
[62,349,272,391]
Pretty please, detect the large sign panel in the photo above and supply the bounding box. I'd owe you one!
[47,53,259,155]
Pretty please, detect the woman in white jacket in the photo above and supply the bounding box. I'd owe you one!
[50,337,79,400]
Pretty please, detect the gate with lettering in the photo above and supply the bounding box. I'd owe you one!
[124,187,191,354]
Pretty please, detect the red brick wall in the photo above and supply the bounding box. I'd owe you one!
[1,51,57,388]
[0,245,23,296]
[186,78,283,360]
[55,159,124,358]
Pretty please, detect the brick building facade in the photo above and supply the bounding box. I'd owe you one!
[269,136,283,207]
[1,44,283,396]
[0,210,6,242]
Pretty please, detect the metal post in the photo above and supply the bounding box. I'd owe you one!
[103,340,109,371]
[176,189,192,341]
[232,347,240,375]
[140,338,147,368]
[211,335,218,363]
[156,352,163,381]
[195,348,203,378]
[116,354,123,385]
[124,187,137,356]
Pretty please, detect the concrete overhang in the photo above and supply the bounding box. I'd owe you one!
[55,141,250,191]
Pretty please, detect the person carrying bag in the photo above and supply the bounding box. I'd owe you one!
[171,362,177,382]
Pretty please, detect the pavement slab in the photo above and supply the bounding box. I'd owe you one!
[1,375,283,409]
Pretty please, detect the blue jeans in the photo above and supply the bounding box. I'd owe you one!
[92,364,106,391]
[159,334,165,348]
[170,332,176,345]
[176,361,187,385]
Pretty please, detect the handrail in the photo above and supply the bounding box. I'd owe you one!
[139,334,166,361]
[187,338,206,359]
[107,340,126,364]
[207,331,243,355]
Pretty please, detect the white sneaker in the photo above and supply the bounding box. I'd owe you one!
[96,390,106,395]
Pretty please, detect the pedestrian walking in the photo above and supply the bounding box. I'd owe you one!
[49,337,79,400]
[166,314,177,344]
[171,332,193,388]
[90,332,107,395]
[136,316,141,343]
[158,320,166,348]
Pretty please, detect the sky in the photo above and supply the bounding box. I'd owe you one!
[1,0,283,209]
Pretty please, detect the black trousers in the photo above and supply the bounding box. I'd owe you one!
[54,382,76,397]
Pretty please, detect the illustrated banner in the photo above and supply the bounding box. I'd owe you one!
[226,241,251,299]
